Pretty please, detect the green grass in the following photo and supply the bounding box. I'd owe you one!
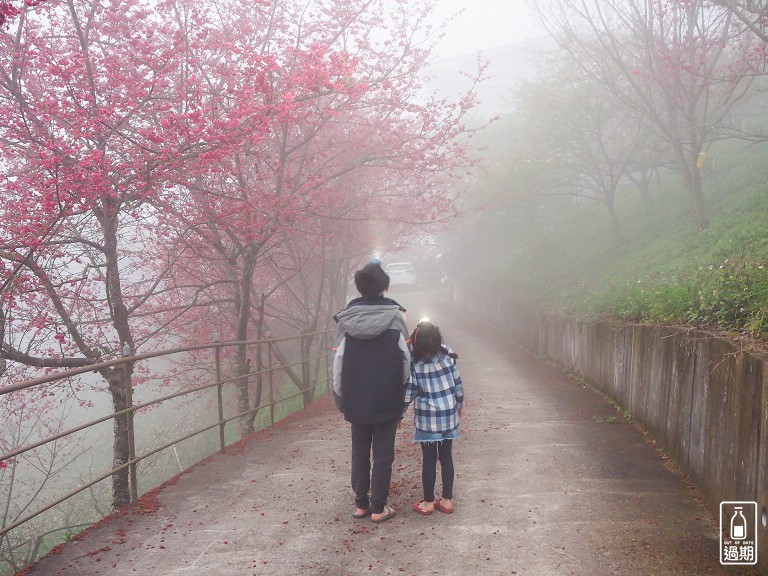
[471,137,768,340]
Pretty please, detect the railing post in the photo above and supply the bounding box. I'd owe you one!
[256,339,263,413]
[24,534,43,566]
[268,341,274,426]
[301,330,310,408]
[213,333,225,451]
[324,331,331,394]
[122,344,138,505]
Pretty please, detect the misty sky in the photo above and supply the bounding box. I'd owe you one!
[430,0,544,59]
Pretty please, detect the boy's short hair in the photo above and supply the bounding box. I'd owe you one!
[354,260,390,298]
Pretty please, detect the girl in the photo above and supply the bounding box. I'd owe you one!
[403,319,464,515]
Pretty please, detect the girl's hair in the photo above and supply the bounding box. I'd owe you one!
[411,321,443,361]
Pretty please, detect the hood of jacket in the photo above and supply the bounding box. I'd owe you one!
[334,302,404,340]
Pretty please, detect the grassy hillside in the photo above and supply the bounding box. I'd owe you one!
[448,136,768,340]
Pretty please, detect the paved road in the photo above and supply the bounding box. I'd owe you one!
[26,289,761,575]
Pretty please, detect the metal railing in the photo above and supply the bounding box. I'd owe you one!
[0,328,333,566]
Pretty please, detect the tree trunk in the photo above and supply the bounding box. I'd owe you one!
[628,168,653,208]
[107,365,132,509]
[235,349,254,438]
[250,294,267,418]
[687,163,709,231]
[96,199,137,510]
[606,200,624,244]
[674,145,709,230]
[234,248,258,438]
[301,332,314,408]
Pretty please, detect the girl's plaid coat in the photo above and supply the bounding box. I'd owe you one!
[404,345,464,433]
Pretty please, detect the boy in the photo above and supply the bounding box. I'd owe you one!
[332,259,410,523]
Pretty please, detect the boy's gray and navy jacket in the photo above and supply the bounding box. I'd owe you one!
[332,297,411,424]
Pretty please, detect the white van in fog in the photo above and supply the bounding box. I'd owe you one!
[385,262,418,290]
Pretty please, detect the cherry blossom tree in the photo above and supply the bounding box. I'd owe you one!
[0,0,212,508]
[1,0,481,516]
[152,0,480,437]
[0,0,46,29]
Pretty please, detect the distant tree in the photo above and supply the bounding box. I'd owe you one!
[512,57,649,242]
[533,0,760,230]
[712,1,768,44]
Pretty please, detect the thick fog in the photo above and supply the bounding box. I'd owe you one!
[4,1,768,573]
[428,0,545,58]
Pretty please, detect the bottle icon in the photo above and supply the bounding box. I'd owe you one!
[731,507,748,540]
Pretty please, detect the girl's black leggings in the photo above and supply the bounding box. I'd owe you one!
[421,439,454,502]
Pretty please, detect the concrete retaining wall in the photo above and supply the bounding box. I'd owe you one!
[453,283,768,573]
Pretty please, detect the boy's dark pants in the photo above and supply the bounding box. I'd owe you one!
[350,419,399,514]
